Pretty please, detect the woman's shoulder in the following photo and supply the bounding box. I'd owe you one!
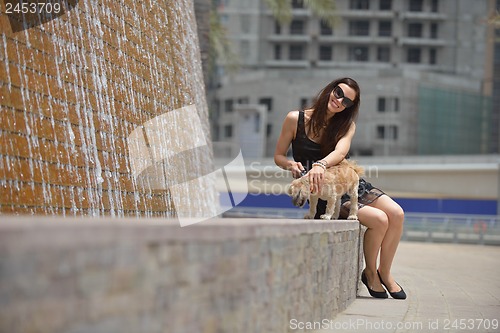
[286,109,313,120]
[349,121,356,131]
[284,110,300,123]
[281,110,302,133]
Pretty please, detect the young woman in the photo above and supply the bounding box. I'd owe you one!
[274,77,406,299]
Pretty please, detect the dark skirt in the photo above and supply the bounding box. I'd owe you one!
[313,178,385,219]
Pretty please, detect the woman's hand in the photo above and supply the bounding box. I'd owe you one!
[308,165,325,193]
[289,161,305,179]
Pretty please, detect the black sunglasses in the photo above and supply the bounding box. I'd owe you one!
[333,86,354,108]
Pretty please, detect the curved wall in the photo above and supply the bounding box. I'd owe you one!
[0,217,364,333]
[1,0,217,217]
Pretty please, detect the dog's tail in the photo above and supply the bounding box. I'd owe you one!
[341,159,365,176]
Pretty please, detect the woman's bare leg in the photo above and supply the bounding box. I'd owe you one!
[356,204,389,293]
[368,195,405,292]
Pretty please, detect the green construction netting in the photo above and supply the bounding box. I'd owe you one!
[418,86,492,155]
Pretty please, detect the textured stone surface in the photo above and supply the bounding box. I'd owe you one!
[0,217,363,333]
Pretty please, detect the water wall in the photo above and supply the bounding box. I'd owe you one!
[0,0,219,218]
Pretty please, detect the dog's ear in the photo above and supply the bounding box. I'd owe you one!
[299,179,310,196]
[288,179,301,195]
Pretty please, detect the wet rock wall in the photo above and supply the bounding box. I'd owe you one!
[0,0,216,217]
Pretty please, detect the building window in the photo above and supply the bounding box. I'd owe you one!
[376,125,398,140]
[275,21,282,34]
[320,20,333,35]
[240,14,251,33]
[254,113,261,133]
[237,97,249,104]
[430,23,438,39]
[300,98,309,109]
[378,97,386,112]
[407,48,421,63]
[215,0,229,6]
[380,0,392,10]
[431,0,439,12]
[349,46,369,61]
[266,124,273,137]
[376,125,385,139]
[429,48,437,65]
[289,44,305,60]
[349,20,370,36]
[377,47,391,62]
[408,23,423,37]
[259,97,273,112]
[224,124,233,138]
[390,125,398,140]
[378,21,392,37]
[378,97,400,111]
[409,0,423,12]
[224,99,233,112]
[292,0,304,9]
[240,41,250,61]
[290,20,305,35]
[350,0,370,10]
[274,44,282,60]
[213,124,220,141]
[220,14,229,24]
[319,45,333,61]
[213,99,220,117]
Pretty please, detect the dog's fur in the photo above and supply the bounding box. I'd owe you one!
[287,159,364,220]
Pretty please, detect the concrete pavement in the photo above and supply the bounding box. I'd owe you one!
[314,241,500,333]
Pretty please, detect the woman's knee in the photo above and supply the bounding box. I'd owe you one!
[362,209,389,232]
[373,196,405,228]
[388,204,405,228]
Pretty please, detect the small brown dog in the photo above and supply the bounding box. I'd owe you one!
[287,159,364,220]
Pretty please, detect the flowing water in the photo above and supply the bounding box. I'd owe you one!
[0,0,220,220]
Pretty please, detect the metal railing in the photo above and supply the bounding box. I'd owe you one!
[223,207,500,245]
[403,212,500,245]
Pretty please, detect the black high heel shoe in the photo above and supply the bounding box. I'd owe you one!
[377,271,407,300]
[361,270,388,299]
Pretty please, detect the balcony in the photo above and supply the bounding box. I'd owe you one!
[400,11,448,21]
[267,34,311,42]
[339,10,396,19]
[264,60,310,68]
[399,37,450,47]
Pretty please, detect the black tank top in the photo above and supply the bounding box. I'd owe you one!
[292,111,325,170]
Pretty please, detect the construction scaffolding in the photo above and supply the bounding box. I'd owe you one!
[418,86,492,155]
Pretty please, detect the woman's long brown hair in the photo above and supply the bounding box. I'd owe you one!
[307,77,360,156]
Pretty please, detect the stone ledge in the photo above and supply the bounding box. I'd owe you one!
[0,217,363,333]
[0,217,359,247]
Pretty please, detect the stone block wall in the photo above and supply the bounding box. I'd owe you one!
[1,0,216,217]
[0,218,363,333]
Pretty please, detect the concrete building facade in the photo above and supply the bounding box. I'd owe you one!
[212,0,496,157]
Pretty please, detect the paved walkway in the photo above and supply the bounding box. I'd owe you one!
[315,241,500,333]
